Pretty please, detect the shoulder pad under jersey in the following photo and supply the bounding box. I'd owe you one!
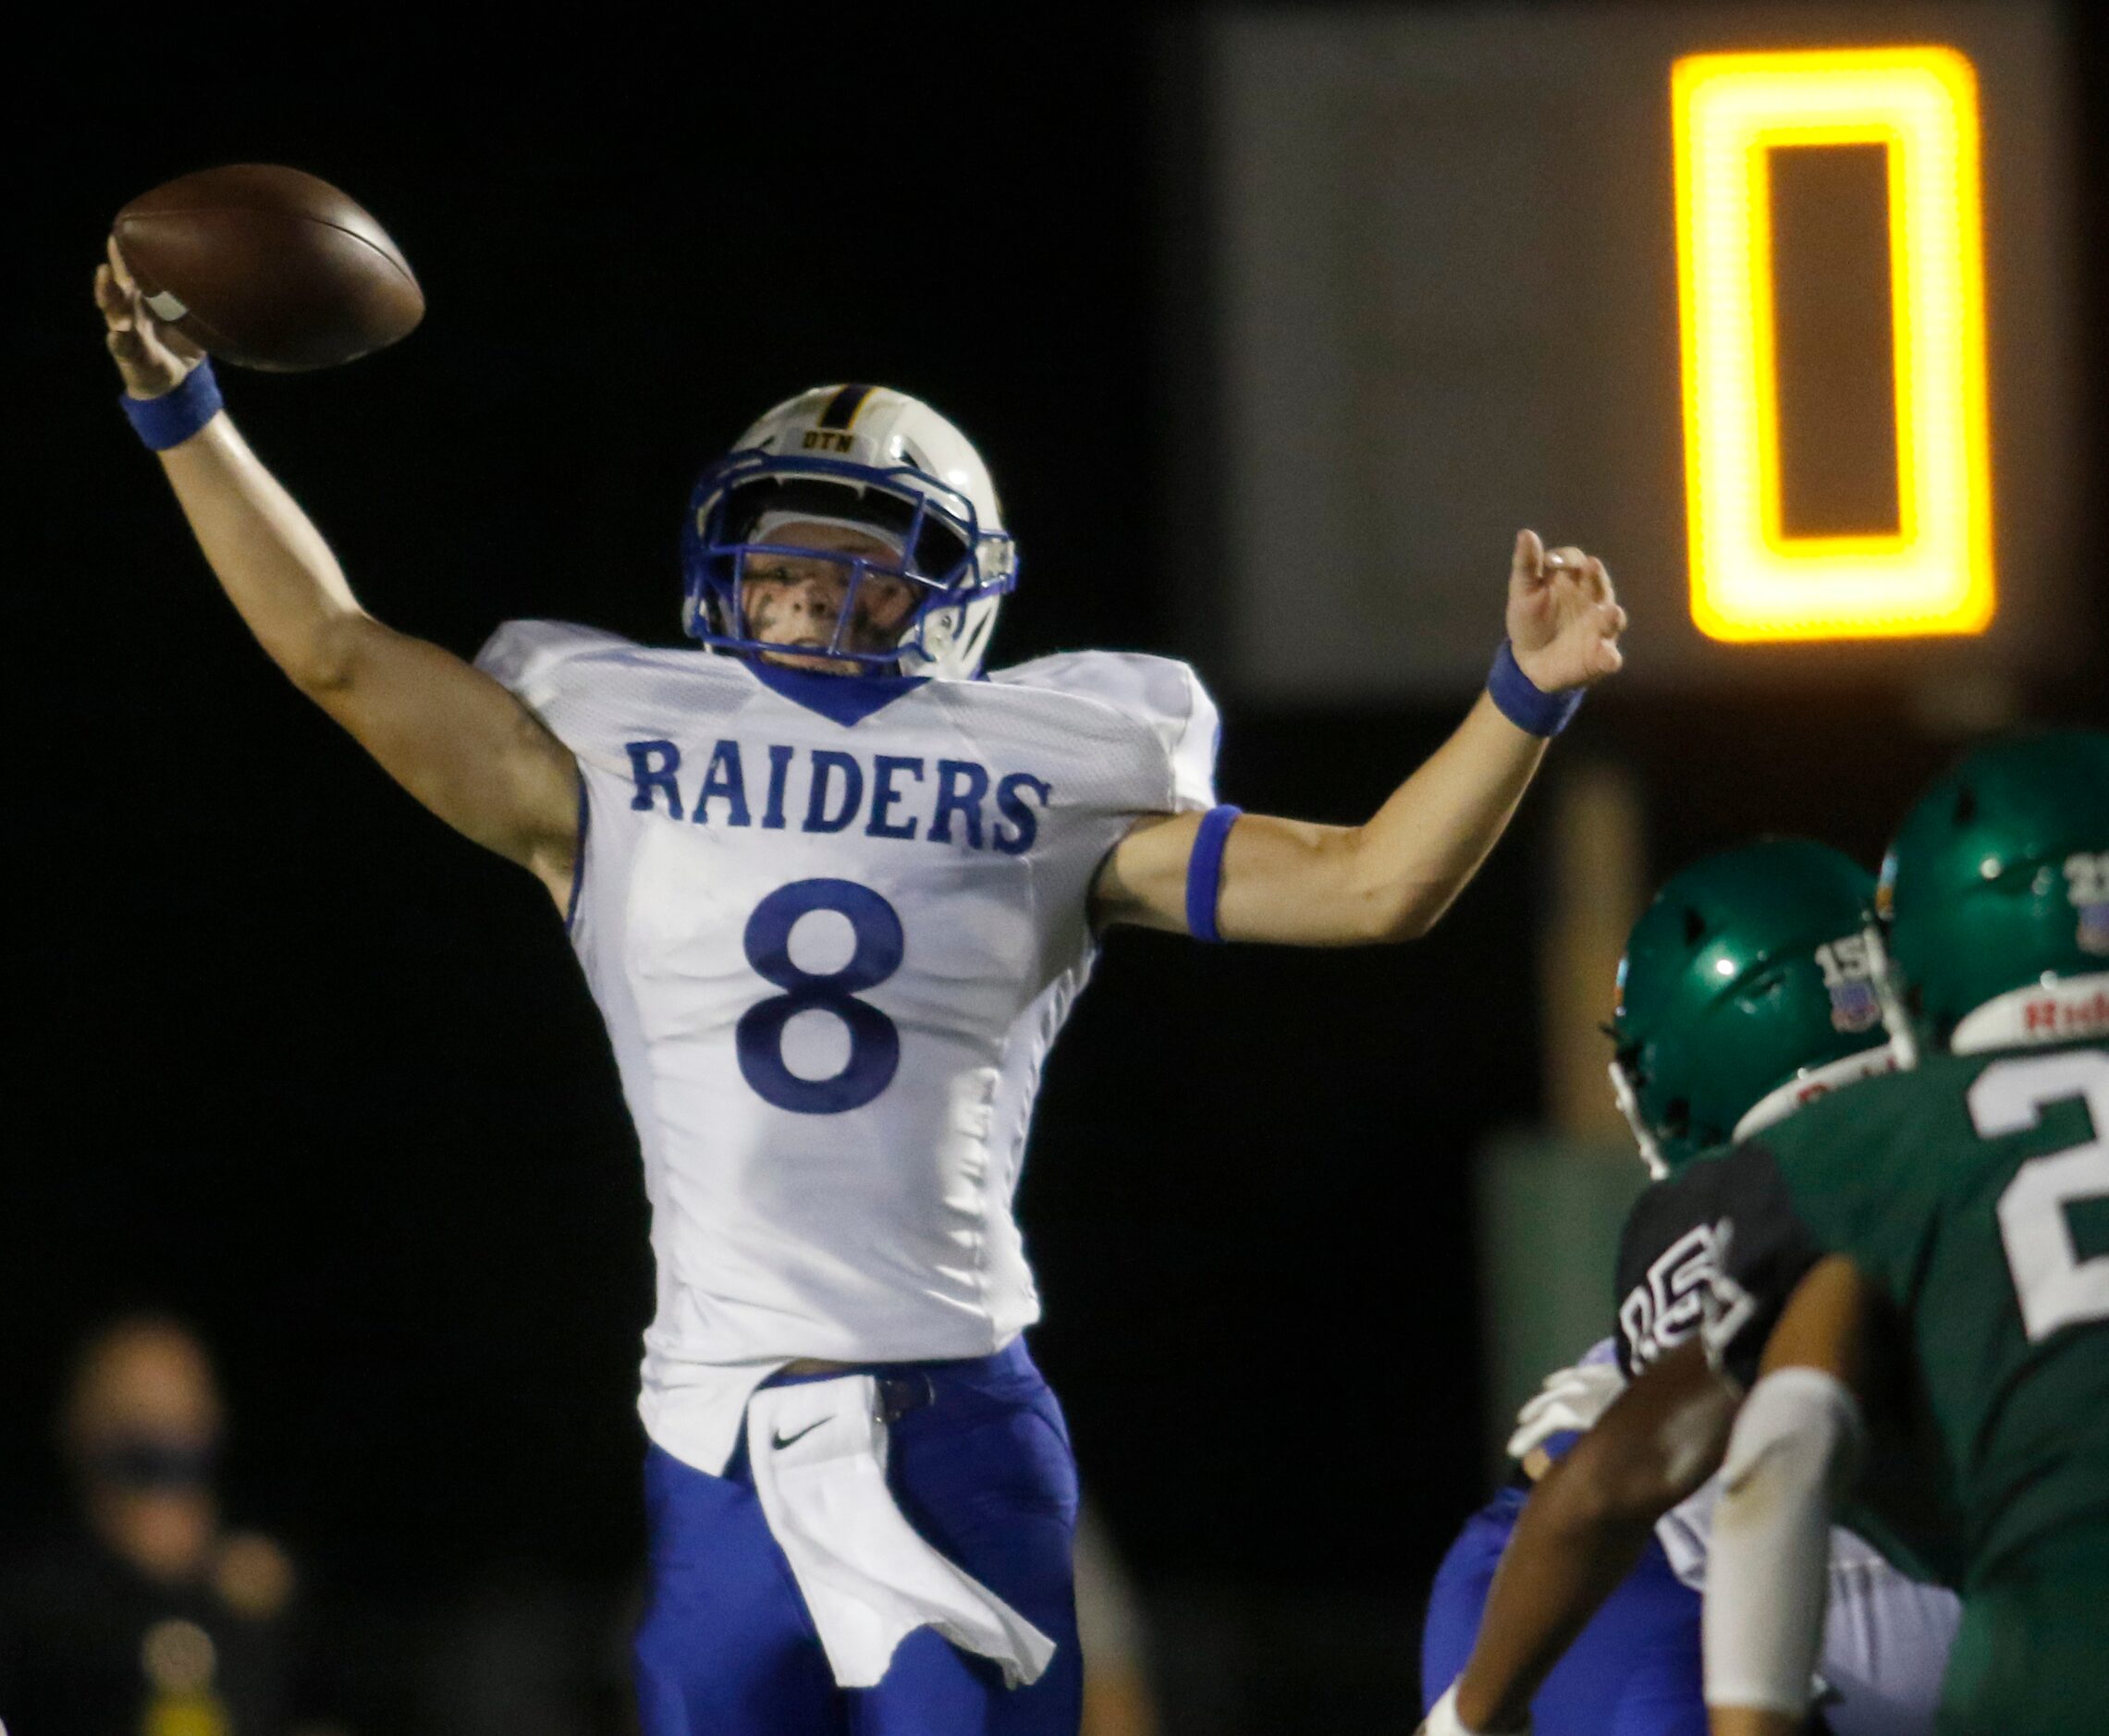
[988,651,1220,813]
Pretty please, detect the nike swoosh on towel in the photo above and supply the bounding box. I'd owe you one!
[772,1418,828,1450]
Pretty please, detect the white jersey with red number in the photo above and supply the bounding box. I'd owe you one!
[476,623,1219,1473]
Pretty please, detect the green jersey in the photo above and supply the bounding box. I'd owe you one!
[1612,1038,2109,1589]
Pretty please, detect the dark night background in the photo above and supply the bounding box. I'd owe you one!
[10,8,2106,1730]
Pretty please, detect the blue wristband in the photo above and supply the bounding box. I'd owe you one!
[119,359,224,451]
[1184,804,1243,943]
[1487,639,1583,737]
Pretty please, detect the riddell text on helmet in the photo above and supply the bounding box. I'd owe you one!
[2022,987,2109,1039]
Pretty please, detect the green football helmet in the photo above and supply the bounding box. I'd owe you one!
[1878,729,2109,1054]
[1610,838,1896,1176]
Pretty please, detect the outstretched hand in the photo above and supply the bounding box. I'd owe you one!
[1506,529,1626,693]
[96,235,205,400]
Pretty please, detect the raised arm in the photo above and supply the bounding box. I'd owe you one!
[98,242,580,908]
[1092,532,1625,943]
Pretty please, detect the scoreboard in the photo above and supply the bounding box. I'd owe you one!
[1189,3,2080,698]
[1674,47,1992,643]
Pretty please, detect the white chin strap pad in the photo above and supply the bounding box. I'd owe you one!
[1704,1366,1865,1714]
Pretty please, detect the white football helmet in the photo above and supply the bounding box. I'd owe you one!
[681,385,1018,680]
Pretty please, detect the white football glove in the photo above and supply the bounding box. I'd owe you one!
[1420,1682,1531,1736]
[1505,1360,1626,1461]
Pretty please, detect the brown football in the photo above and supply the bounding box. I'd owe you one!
[113,165,424,372]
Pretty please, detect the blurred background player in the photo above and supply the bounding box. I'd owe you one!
[0,1314,344,1736]
[97,241,1625,1736]
[1072,1505,1160,1736]
[1699,733,2108,1736]
[1422,839,1960,1736]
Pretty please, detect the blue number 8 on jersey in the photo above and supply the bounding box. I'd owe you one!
[737,879,904,1115]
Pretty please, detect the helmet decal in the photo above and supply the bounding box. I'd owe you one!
[2068,851,2109,957]
[1814,934,1882,1032]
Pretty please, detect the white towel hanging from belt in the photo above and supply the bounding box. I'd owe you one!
[743,1375,1058,1690]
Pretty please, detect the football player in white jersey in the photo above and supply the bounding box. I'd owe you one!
[100,243,1626,1735]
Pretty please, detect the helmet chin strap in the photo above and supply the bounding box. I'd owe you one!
[1864,923,1920,1071]
[1609,1060,1669,1180]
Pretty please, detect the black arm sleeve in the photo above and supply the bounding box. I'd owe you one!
[1610,1146,1821,1388]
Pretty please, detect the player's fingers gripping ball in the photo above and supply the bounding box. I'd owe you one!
[99,239,205,400]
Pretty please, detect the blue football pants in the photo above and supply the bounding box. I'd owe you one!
[1422,1484,1709,1736]
[632,1339,1084,1735]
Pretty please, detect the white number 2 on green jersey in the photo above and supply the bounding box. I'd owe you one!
[1969,1050,2109,1342]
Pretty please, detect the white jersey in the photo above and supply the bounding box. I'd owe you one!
[1658,1477,1959,1736]
[476,623,1219,1473]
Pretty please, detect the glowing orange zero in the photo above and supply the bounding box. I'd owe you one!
[1673,47,1993,641]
